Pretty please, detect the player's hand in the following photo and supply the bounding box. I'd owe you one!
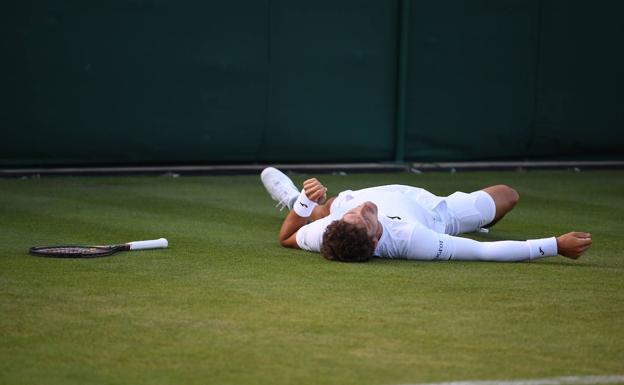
[556,232,592,259]
[303,178,328,204]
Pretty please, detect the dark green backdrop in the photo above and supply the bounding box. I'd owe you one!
[2,0,623,167]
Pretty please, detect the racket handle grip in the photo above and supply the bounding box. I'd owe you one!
[127,238,168,250]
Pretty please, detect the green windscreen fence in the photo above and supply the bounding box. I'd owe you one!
[404,0,624,161]
[2,0,623,167]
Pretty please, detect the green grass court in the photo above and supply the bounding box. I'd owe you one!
[1,170,623,385]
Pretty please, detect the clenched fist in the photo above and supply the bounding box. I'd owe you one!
[556,232,592,259]
[303,178,327,204]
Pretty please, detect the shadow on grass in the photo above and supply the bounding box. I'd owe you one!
[360,255,609,269]
[538,259,621,269]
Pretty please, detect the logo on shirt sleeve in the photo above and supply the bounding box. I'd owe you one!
[435,240,444,259]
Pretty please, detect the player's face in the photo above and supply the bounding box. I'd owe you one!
[341,201,380,239]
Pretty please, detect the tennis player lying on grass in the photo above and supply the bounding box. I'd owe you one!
[261,167,592,263]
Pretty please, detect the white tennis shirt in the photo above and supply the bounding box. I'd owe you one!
[295,185,558,261]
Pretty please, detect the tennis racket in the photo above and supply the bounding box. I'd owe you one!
[29,238,168,258]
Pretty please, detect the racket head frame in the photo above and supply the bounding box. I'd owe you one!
[28,244,130,258]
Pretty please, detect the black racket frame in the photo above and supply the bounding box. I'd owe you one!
[29,244,130,258]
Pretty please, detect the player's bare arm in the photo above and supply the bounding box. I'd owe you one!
[278,178,333,248]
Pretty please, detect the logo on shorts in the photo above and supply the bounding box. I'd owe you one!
[539,247,544,256]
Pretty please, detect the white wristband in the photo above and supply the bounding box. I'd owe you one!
[527,237,558,260]
[293,190,317,217]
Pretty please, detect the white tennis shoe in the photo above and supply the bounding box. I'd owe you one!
[261,167,300,211]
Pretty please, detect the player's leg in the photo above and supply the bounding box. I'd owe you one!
[480,185,519,227]
[443,184,518,234]
[443,191,494,234]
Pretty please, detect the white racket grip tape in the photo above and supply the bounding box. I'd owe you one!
[127,238,169,250]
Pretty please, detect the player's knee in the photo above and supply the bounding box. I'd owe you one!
[485,184,519,213]
[498,185,519,213]
[505,185,519,208]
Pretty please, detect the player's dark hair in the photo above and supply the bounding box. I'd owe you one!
[320,220,375,262]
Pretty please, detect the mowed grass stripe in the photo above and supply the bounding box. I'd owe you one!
[0,178,276,252]
[397,374,624,385]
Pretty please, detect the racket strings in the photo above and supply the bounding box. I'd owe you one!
[35,246,106,254]
[29,245,117,257]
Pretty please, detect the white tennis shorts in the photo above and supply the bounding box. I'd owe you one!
[443,190,497,235]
